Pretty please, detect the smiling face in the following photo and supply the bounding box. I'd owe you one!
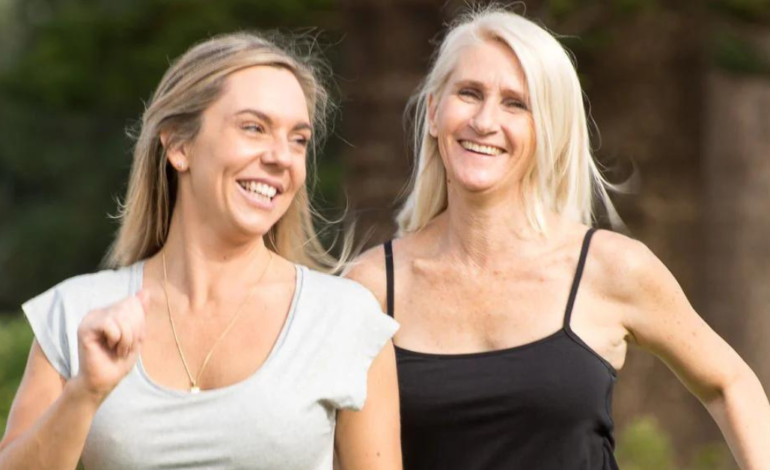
[429,38,535,199]
[169,65,311,242]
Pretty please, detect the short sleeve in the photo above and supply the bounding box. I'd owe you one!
[22,286,72,378]
[19,264,140,381]
[331,289,399,411]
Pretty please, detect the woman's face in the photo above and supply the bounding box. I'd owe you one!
[172,65,311,241]
[429,39,535,199]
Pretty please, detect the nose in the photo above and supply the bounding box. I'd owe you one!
[260,135,292,169]
[469,99,499,135]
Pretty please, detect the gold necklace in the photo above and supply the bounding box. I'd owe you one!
[161,250,273,394]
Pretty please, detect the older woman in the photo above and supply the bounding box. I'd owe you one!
[348,7,770,470]
[0,33,401,470]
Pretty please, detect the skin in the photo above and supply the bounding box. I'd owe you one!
[347,39,770,469]
[0,65,401,470]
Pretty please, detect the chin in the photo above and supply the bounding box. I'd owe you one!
[451,173,501,193]
[227,214,277,240]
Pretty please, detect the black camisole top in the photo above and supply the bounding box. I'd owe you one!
[384,228,620,470]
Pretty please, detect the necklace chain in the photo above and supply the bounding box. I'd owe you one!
[161,250,273,394]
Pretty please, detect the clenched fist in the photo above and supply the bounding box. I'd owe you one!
[70,291,149,402]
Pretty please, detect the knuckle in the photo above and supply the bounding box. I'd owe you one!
[105,317,121,337]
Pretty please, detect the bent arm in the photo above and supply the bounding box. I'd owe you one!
[615,238,770,470]
[0,341,101,470]
[335,342,402,470]
[704,358,770,470]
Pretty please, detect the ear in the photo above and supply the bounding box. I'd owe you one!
[427,93,439,138]
[160,131,189,172]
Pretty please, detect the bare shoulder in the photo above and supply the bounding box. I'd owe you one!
[344,244,388,310]
[588,229,691,341]
[344,233,424,311]
[589,229,675,300]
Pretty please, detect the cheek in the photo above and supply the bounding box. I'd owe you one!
[435,100,468,136]
[508,117,536,156]
[522,120,537,157]
[189,140,234,183]
[436,138,455,178]
[297,157,308,182]
[290,157,308,191]
[434,106,461,161]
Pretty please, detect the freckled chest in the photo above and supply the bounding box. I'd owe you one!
[394,254,577,353]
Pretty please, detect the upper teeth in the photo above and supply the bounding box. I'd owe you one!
[460,141,504,156]
[241,181,277,199]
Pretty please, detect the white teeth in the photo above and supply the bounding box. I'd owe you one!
[460,140,504,156]
[240,181,278,200]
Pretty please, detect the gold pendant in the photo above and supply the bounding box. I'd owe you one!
[190,385,200,394]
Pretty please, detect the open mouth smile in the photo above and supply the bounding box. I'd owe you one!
[459,140,506,156]
[236,180,282,204]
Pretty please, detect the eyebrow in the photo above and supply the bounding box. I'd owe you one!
[234,108,312,132]
[453,79,528,101]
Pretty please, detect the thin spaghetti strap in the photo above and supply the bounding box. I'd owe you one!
[384,241,395,318]
[563,228,598,328]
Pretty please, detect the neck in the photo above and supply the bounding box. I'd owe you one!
[434,185,549,268]
[157,206,272,311]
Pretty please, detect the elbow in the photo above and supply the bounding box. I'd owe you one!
[703,365,766,415]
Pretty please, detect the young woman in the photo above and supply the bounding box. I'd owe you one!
[0,33,401,470]
[348,7,770,470]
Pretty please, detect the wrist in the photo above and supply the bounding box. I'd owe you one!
[64,377,108,411]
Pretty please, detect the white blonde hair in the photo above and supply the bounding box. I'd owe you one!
[107,32,351,272]
[397,6,620,234]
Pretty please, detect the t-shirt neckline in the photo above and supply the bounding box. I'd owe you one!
[129,260,304,398]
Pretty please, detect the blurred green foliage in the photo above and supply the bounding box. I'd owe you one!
[1,0,334,113]
[616,417,676,470]
[0,0,341,310]
[711,0,770,21]
[712,30,770,75]
[545,0,656,19]
[616,417,737,470]
[0,315,33,433]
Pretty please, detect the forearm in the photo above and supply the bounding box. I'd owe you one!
[705,370,770,470]
[335,411,402,470]
[0,380,101,470]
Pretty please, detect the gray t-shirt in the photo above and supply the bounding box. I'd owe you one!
[23,262,399,470]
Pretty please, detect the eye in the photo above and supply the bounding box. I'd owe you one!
[458,88,482,100]
[241,122,265,133]
[503,97,528,111]
[292,137,310,148]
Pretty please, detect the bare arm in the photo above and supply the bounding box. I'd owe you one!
[344,246,389,311]
[337,247,401,469]
[0,293,148,470]
[0,342,100,470]
[600,233,770,470]
[335,342,402,470]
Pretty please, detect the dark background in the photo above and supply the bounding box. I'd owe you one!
[1,1,769,468]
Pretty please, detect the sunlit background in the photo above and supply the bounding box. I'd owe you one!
[1,1,769,468]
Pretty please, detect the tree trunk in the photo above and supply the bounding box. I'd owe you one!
[339,0,445,246]
[704,27,770,396]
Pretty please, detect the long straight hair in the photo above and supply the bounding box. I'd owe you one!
[397,6,621,235]
[106,32,351,272]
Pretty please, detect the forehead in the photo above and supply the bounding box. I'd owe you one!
[212,65,310,124]
[448,39,527,92]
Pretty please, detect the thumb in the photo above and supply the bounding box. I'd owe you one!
[136,289,151,314]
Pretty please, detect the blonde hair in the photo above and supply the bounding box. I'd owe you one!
[397,6,621,234]
[107,32,350,272]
